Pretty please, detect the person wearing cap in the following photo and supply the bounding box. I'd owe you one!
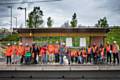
[112,41,119,64]
[105,41,112,64]
[5,43,12,64]
[18,42,25,64]
[11,42,18,64]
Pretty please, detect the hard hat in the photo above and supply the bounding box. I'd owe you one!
[113,41,117,44]
[106,41,110,44]
[25,43,29,46]
[14,42,17,45]
[7,43,10,46]
[19,42,22,46]
[62,42,65,45]
[56,41,59,44]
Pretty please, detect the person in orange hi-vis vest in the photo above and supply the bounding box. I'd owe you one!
[5,43,12,64]
[18,42,25,64]
[47,44,55,63]
[112,41,119,64]
[92,43,98,64]
[77,49,83,64]
[105,41,112,64]
[87,45,92,63]
[74,50,78,63]
[70,50,75,63]
[54,42,60,63]
[82,48,87,64]
[11,42,18,64]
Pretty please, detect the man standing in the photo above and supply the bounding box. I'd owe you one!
[59,42,65,64]
[18,42,25,64]
[112,41,119,64]
[11,42,18,64]
[5,43,12,64]
[54,41,60,63]
[32,43,39,64]
[105,41,112,64]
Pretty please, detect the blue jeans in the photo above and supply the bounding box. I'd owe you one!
[78,56,83,64]
[42,54,47,64]
[60,54,64,64]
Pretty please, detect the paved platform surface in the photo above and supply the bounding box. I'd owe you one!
[0,64,120,71]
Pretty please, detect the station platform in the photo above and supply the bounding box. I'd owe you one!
[0,64,120,71]
[0,64,120,80]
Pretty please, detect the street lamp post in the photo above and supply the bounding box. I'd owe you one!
[17,7,27,27]
[14,17,17,28]
[8,6,12,30]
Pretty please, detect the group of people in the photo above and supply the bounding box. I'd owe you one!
[5,41,120,65]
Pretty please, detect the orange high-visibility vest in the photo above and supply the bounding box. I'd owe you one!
[77,51,81,56]
[112,45,117,53]
[18,46,25,56]
[82,50,87,58]
[92,46,97,53]
[12,45,18,55]
[5,46,12,56]
[71,50,75,57]
[88,48,91,54]
[106,45,110,52]
[101,48,104,57]
[48,45,55,54]
[74,50,78,57]
[54,45,59,54]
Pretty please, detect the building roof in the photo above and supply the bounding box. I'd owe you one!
[13,28,110,33]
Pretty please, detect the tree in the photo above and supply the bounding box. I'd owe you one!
[96,17,109,28]
[27,7,44,28]
[70,13,77,28]
[47,17,53,28]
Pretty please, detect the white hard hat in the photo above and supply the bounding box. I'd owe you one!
[7,43,10,46]
[113,41,117,44]
[19,42,22,46]
[56,41,59,44]
[25,43,29,46]
[14,42,17,45]
[62,42,65,45]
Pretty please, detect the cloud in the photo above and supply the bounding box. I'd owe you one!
[0,0,120,28]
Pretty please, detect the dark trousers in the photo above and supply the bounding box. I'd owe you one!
[20,55,24,64]
[55,54,59,63]
[107,52,111,63]
[75,57,78,63]
[113,53,119,64]
[87,54,91,63]
[93,53,97,64]
[71,56,74,63]
[25,56,31,64]
[34,54,38,64]
[60,54,64,64]
[6,56,11,64]
[83,57,87,63]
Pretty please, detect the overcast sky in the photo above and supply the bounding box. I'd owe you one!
[0,0,120,28]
